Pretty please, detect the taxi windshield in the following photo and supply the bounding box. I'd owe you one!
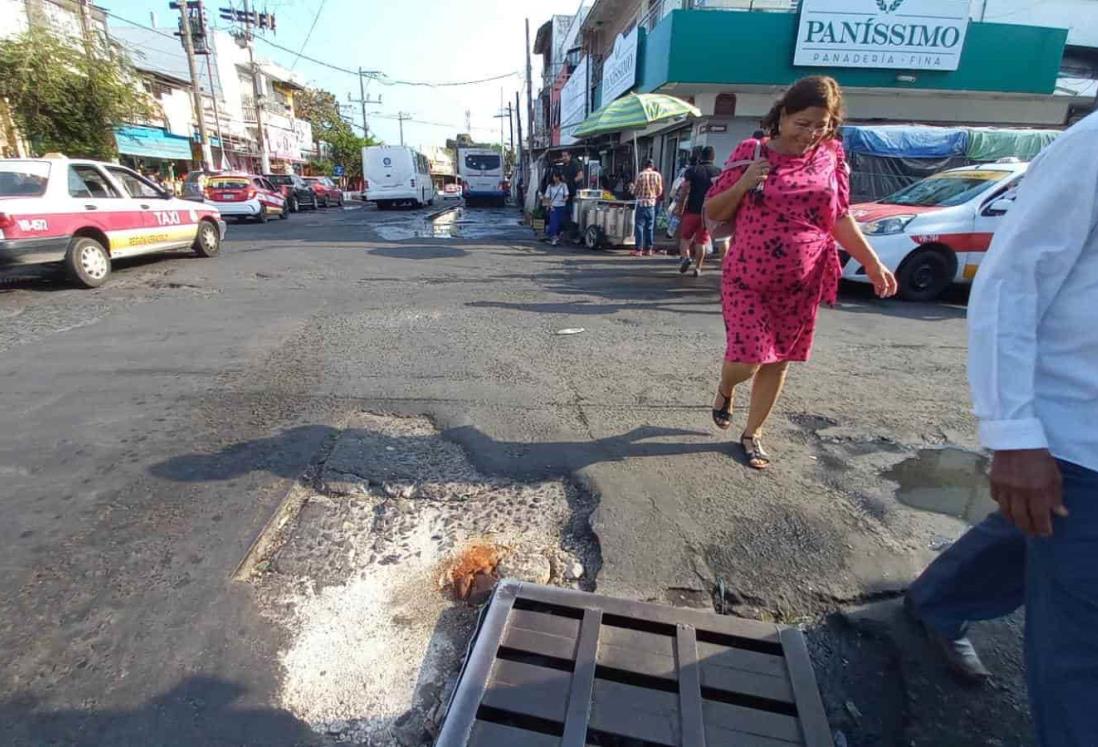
[207,176,250,189]
[881,171,1009,208]
[0,162,51,197]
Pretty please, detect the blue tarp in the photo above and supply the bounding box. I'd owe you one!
[114,125,194,160]
[842,125,969,159]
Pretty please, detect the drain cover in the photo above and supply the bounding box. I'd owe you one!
[436,581,833,746]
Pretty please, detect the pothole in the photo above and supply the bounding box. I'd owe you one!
[884,447,994,524]
[246,412,600,745]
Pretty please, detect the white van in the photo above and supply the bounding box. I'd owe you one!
[363,145,434,209]
[457,147,506,206]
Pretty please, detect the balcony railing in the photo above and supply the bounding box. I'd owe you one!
[640,0,796,32]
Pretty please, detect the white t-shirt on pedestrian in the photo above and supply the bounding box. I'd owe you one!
[546,183,568,208]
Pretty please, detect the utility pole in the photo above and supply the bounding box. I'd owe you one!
[515,90,524,202]
[175,0,214,170]
[242,0,269,173]
[525,18,535,153]
[348,68,382,139]
[507,103,514,154]
[204,52,227,170]
[395,112,411,146]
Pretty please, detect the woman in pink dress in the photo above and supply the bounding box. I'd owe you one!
[704,77,897,469]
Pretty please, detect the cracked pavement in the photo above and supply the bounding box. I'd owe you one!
[0,203,1031,745]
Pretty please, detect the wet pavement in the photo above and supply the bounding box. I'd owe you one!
[886,447,996,524]
[368,203,531,242]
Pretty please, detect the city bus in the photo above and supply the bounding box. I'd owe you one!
[457,147,506,206]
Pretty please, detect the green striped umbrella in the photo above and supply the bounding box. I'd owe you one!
[572,93,701,177]
[573,93,701,138]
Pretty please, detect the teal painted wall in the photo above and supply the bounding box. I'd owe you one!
[639,11,1066,95]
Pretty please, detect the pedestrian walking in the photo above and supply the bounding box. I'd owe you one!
[703,76,896,469]
[543,171,570,247]
[630,159,662,256]
[676,145,722,277]
[905,111,1098,745]
[560,150,584,242]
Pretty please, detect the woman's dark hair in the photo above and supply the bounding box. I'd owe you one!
[761,76,844,140]
[551,169,563,181]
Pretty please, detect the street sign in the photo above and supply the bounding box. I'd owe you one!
[332,165,345,177]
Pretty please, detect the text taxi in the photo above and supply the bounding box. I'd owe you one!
[0,156,226,288]
[844,161,1028,301]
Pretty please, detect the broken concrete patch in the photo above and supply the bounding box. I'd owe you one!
[251,412,599,745]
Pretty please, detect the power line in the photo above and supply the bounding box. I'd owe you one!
[252,34,520,87]
[290,0,327,70]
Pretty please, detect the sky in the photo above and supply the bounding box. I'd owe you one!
[100,0,584,151]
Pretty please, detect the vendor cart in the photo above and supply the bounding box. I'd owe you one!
[573,189,636,250]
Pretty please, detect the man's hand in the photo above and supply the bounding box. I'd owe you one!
[990,449,1067,536]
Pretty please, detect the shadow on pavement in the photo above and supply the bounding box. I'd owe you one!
[148,423,723,484]
[370,245,469,260]
[0,676,320,747]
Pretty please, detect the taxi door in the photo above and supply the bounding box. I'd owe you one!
[65,163,143,253]
[963,175,1025,281]
[104,166,195,253]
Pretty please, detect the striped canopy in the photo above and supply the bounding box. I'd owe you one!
[572,93,702,138]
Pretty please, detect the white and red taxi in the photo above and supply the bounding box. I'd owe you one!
[0,156,225,288]
[203,173,286,222]
[844,161,1028,301]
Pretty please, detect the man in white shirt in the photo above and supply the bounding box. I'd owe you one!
[905,112,1098,745]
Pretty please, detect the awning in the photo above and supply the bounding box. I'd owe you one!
[841,125,968,159]
[115,125,194,160]
[965,128,1059,162]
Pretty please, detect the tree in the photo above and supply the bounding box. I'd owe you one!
[0,27,155,159]
[296,86,378,179]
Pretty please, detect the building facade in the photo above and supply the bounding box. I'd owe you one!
[533,0,1097,187]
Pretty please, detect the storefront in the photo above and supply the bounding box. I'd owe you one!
[114,124,196,184]
[631,2,1071,167]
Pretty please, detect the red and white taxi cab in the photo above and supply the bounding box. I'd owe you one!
[203,173,287,222]
[0,156,225,288]
[844,161,1028,301]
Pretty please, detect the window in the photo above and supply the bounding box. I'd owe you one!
[881,171,1010,208]
[207,176,250,189]
[106,167,163,199]
[69,165,121,199]
[0,162,50,197]
[465,154,501,172]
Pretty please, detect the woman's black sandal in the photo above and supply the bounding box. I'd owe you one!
[712,389,733,430]
[741,434,771,470]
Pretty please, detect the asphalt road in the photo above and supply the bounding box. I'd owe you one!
[0,202,1031,746]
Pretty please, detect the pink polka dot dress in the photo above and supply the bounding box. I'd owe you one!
[706,137,848,364]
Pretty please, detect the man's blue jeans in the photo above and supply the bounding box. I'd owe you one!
[634,205,655,250]
[908,459,1098,745]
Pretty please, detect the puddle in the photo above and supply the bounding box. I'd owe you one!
[884,448,997,524]
[372,206,529,242]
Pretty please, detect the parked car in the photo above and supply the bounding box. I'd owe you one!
[204,173,287,223]
[265,173,317,212]
[304,176,343,208]
[0,155,225,288]
[844,161,1028,301]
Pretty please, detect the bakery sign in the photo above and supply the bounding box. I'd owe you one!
[794,0,970,71]
[601,27,639,104]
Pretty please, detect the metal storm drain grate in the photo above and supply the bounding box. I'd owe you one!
[436,581,833,747]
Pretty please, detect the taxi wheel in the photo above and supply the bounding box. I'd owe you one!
[255,208,268,224]
[65,236,111,288]
[193,220,221,258]
[897,247,955,302]
[279,204,289,220]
